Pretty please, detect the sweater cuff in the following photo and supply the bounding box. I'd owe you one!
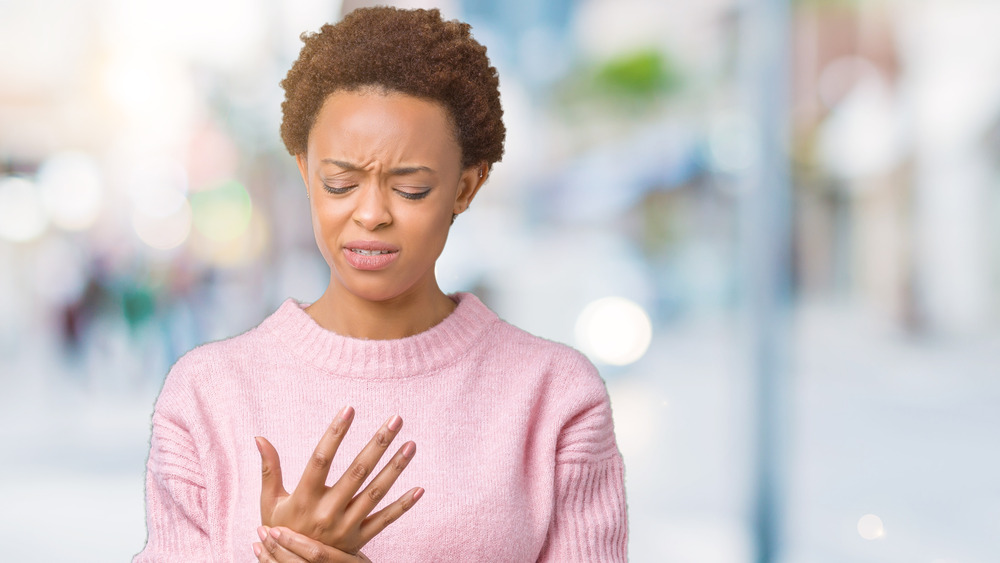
[133,470,210,562]
[541,455,628,561]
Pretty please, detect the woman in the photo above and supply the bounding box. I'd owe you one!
[135,7,627,562]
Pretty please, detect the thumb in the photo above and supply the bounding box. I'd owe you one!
[256,436,287,521]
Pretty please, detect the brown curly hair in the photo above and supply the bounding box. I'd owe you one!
[280,7,505,170]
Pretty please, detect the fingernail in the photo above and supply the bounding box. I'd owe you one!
[254,437,262,454]
[388,414,402,432]
[269,527,282,539]
[413,487,424,502]
[402,441,416,459]
[257,526,267,541]
[253,543,262,556]
[339,405,354,420]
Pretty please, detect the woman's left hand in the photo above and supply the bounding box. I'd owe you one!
[256,406,423,554]
[254,525,373,563]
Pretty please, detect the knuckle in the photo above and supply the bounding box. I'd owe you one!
[374,430,391,447]
[309,519,329,536]
[305,543,326,562]
[350,463,369,480]
[367,485,384,502]
[329,420,346,437]
[400,498,413,511]
[310,451,330,469]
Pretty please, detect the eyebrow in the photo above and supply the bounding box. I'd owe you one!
[320,159,435,176]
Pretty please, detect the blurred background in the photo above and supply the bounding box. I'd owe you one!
[1,0,998,561]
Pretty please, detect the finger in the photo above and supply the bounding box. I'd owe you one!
[256,527,284,563]
[359,486,424,544]
[332,414,403,499]
[300,405,355,492]
[267,526,359,563]
[345,440,416,522]
[262,526,313,563]
[254,542,278,563]
[257,527,285,563]
[257,436,288,518]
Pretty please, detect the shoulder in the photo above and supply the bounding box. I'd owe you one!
[458,290,610,407]
[162,325,261,384]
[457,290,605,395]
[469,303,620,462]
[491,320,619,462]
[482,310,606,398]
[154,305,281,414]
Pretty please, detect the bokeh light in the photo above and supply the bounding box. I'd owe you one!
[37,151,105,231]
[0,176,48,242]
[191,180,252,243]
[191,208,268,267]
[132,200,192,250]
[575,296,653,366]
[857,513,885,540]
[125,159,189,218]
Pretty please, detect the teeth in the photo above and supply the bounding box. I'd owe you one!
[351,249,391,256]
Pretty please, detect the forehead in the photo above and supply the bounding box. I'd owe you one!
[308,90,459,165]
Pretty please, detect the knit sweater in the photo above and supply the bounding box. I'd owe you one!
[134,292,627,562]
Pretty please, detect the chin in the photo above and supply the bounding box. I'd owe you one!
[334,269,425,304]
[346,284,408,304]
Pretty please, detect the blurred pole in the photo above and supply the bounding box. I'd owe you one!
[738,0,792,563]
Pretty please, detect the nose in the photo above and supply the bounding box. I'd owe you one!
[352,182,392,231]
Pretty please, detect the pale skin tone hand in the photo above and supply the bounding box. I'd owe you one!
[256,406,424,557]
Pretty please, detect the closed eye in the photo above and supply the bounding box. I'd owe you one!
[395,188,431,200]
[322,184,356,195]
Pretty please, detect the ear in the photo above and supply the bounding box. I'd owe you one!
[453,162,489,216]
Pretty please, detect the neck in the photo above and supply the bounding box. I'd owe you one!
[305,280,457,340]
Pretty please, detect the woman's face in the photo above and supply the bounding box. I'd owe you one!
[297,89,484,304]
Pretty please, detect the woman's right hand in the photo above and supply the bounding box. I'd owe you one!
[254,525,373,563]
[255,406,423,555]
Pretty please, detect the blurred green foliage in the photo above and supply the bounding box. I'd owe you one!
[593,49,680,100]
[190,180,253,243]
[554,47,681,118]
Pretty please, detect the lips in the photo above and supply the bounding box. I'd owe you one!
[343,240,400,271]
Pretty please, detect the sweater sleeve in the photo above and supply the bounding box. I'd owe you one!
[538,357,629,562]
[133,374,212,561]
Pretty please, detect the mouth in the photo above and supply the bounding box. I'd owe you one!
[343,240,400,252]
[342,240,400,271]
[348,248,395,256]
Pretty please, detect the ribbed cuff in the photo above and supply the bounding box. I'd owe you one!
[543,455,628,561]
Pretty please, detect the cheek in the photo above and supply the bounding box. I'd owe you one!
[413,206,454,243]
[309,205,341,262]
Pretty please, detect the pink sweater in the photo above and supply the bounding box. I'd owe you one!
[134,292,627,562]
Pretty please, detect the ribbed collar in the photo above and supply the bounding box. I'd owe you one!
[261,292,498,379]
